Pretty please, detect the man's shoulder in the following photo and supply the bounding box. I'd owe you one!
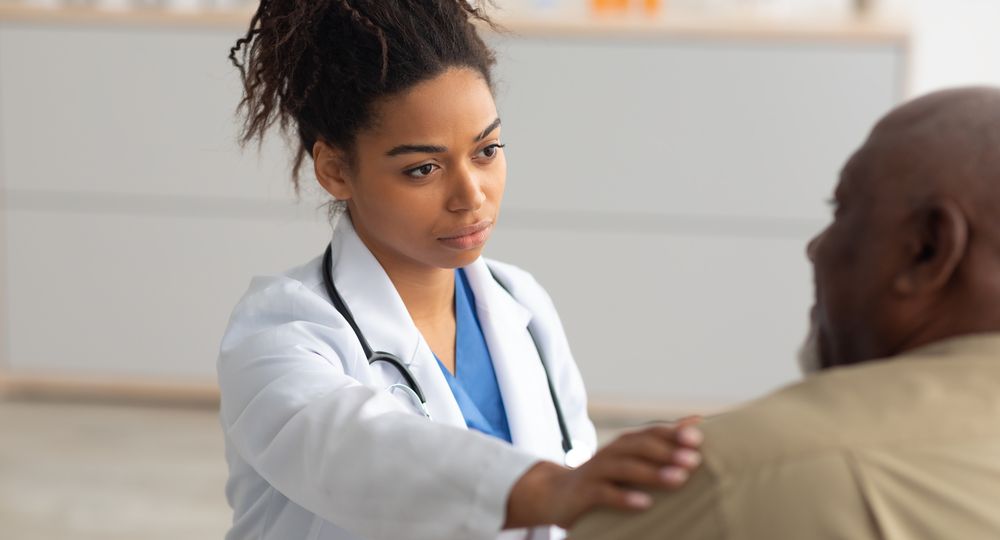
[700,371,859,475]
[575,339,1000,540]
[702,347,1000,475]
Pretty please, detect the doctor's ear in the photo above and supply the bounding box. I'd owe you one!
[313,140,354,201]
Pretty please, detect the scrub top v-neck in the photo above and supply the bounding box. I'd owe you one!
[434,269,513,443]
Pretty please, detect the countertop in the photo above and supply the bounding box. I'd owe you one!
[0,3,910,44]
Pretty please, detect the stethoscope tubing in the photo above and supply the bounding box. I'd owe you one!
[321,247,430,407]
[321,245,577,463]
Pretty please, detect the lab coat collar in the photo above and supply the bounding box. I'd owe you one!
[327,216,466,428]
[464,260,566,462]
[462,258,533,328]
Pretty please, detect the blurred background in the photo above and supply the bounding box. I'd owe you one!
[1,0,997,537]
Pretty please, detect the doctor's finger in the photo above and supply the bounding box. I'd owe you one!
[593,457,689,490]
[587,484,654,514]
[602,433,679,465]
[613,438,701,472]
[639,424,704,448]
[627,429,703,470]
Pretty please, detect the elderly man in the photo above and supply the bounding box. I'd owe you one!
[572,87,1000,539]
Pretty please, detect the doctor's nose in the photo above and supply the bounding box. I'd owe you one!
[447,167,486,212]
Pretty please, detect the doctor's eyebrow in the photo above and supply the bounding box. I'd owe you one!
[386,144,447,156]
[384,118,502,157]
[475,117,501,142]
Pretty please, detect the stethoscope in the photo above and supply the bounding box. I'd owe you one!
[322,246,587,467]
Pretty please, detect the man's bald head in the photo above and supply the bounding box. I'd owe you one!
[808,87,1000,369]
[863,87,1000,234]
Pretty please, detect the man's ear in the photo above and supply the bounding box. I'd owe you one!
[313,140,353,201]
[894,199,968,295]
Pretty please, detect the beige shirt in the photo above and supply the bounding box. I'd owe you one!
[572,333,1000,540]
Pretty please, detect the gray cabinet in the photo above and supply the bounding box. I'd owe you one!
[0,9,908,411]
[0,22,330,385]
[484,31,906,408]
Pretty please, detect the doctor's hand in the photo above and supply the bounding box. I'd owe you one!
[504,420,703,530]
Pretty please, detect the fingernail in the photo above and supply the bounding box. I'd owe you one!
[673,448,702,468]
[678,426,704,446]
[626,492,653,509]
[660,467,689,485]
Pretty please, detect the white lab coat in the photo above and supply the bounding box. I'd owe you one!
[218,216,597,540]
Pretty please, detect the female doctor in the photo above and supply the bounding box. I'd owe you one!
[219,1,703,539]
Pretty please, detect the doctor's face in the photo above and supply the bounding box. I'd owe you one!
[316,67,506,273]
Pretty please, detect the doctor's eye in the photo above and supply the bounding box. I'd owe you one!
[475,143,505,160]
[404,163,439,179]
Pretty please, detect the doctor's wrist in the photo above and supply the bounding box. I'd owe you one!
[504,460,568,530]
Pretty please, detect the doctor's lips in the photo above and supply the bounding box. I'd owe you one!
[438,221,493,250]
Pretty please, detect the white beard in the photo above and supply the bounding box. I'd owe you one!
[797,319,823,376]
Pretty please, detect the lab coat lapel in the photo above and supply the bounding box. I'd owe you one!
[328,216,466,429]
[463,259,565,462]
[408,342,467,427]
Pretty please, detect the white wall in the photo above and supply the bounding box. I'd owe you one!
[878,0,1000,95]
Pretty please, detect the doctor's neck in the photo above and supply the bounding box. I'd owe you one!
[352,222,457,325]
[386,265,456,326]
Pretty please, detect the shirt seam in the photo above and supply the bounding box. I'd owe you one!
[843,449,888,540]
[702,456,733,540]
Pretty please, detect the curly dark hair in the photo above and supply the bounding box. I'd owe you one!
[229,0,500,191]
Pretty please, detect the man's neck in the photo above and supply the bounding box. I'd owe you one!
[886,286,1000,363]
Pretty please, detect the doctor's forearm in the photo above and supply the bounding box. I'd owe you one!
[504,459,655,530]
[504,459,659,530]
[505,460,568,529]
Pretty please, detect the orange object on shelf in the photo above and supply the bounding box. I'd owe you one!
[643,0,663,15]
[592,0,662,15]
[591,0,629,14]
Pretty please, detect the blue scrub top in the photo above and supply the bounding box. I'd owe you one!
[435,269,513,443]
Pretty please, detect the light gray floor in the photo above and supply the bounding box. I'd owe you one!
[1,399,231,540]
[1,398,629,539]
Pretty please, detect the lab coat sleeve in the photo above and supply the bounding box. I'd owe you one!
[218,276,541,540]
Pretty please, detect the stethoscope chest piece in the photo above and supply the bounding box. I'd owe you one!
[370,351,432,420]
[564,444,590,469]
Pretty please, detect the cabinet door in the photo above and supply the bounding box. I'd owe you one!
[486,34,903,407]
[5,209,328,379]
[0,25,300,200]
[0,24,329,382]
[492,35,903,220]
[488,226,814,406]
